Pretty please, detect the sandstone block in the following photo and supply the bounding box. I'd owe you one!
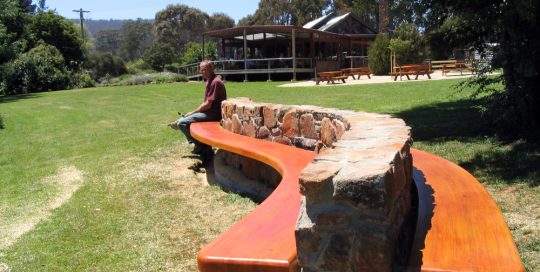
[300,113,319,139]
[332,162,391,209]
[320,117,337,147]
[333,119,346,140]
[263,105,278,128]
[282,109,299,138]
[257,126,270,139]
[273,136,292,146]
[232,114,242,134]
[300,161,342,198]
[271,127,282,137]
[224,118,233,132]
[316,211,352,228]
[320,231,355,272]
[244,119,257,138]
[293,137,318,150]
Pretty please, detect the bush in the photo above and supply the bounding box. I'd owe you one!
[126,59,153,74]
[5,44,72,94]
[0,113,4,129]
[368,34,391,75]
[143,43,180,71]
[85,52,127,80]
[76,72,96,88]
[115,72,187,86]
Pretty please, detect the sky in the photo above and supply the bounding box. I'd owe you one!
[45,0,259,23]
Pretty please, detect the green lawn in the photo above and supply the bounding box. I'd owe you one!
[1,80,538,271]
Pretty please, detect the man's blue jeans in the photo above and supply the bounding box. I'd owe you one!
[176,112,220,146]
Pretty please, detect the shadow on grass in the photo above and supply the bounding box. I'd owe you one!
[395,97,493,142]
[0,93,40,104]
[460,141,540,187]
[395,98,539,187]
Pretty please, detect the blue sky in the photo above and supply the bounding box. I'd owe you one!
[44,0,259,23]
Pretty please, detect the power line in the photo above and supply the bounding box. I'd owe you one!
[72,8,90,39]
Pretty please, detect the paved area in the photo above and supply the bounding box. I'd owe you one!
[280,70,475,87]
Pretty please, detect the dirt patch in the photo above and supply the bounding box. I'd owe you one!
[0,166,84,250]
[114,145,256,271]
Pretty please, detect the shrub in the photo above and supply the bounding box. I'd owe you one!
[76,72,96,88]
[368,34,391,75]
[6,44,72,94]
[126,59,153,74]
[85,52,127,80]
[114,72,187,86]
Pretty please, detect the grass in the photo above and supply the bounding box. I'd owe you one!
[0,79,538,271]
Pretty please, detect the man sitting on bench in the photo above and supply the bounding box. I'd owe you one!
[169,60,227,159]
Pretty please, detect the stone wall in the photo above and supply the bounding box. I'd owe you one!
[220,98,413,271]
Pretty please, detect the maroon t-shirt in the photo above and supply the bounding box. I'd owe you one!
[204,74,227,117]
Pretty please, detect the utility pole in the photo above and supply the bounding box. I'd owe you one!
[72,8,90,39]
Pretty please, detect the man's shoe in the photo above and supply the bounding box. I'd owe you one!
[168,122,179,130]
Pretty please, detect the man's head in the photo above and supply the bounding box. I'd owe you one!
[199,60,214,80]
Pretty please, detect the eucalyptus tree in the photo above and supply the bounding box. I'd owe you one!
[154,4,209,51]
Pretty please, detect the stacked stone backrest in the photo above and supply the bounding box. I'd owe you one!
[220,97,413,271]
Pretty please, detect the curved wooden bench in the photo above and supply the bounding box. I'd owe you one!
[191,121,317,272]
[409,149,524,271]
[190,122,523,271]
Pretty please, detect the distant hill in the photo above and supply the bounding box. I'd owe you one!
[69,19,153,36]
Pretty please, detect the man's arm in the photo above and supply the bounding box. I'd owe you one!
[186,100,213,116]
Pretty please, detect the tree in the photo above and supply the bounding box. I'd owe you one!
[85,52,127,80]
[425,0,539,136]
[154,4,209,51]
[119,19,154,61]
[238,14,256,26]
[143,42,180,71]
[28,11,84,68]
[332,0,378,30]
[181,41,217,65]
[94,29,121,55]
[388,23,427,65]
[368,34,390,75]
[208,13,235,31]
[0,0,29,64]
[290,0,331,26]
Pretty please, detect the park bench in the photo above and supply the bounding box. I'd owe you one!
[191,121,316,272]
[314,71,348,85]
[190,122,523,272]
[442,60,476,76]
[390,64,432,81]
[340,67,371,80]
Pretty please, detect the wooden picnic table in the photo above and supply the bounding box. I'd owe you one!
[340,67,371,80]
[389,64,432,81]
[442,61,475,76]
[315,71,348,85]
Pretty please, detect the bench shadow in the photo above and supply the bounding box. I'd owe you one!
[406,168,435,271]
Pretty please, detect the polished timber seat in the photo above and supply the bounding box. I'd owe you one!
[191,122,524,272]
